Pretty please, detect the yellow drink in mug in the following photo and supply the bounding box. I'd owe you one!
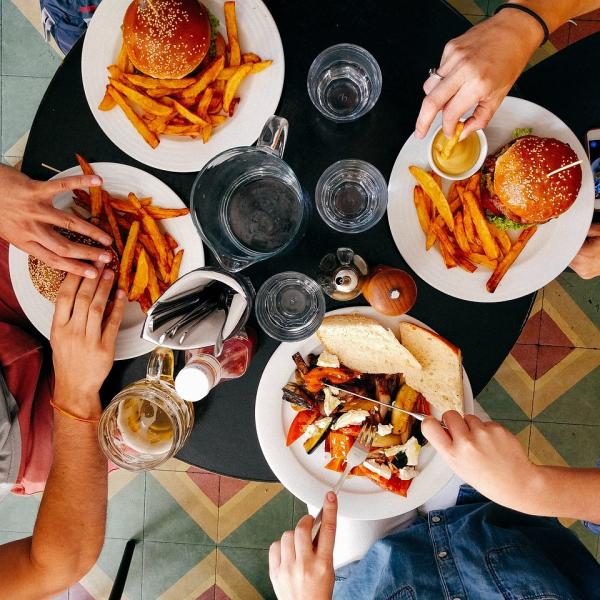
[98,347,194,471]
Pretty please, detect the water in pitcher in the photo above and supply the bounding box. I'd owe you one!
[225,175,303,253]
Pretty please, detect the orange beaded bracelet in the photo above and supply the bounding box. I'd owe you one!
[50,398,101,424]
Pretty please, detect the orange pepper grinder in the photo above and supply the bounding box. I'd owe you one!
[362,266,417,316]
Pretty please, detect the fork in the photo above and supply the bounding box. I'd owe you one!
[310,422,376,542]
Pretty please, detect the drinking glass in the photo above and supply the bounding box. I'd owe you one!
[190,116,309,272]
[315,159,388,233]
[98,348,194,471]
[255,272,326,342]
[307,44,382,122]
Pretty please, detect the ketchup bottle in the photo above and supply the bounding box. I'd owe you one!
[174,329,255,402]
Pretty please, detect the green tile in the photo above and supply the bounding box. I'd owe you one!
[219,546,275,600]
[557,272,600,337]
[477,377,530,420]
[292,495,308,528]
[0,492,40,532]
[446,0,487,16]
[144,473,214,545]
[568,520,599,558]
[486,0,504,15]
[533,422,600,468]
[495,419,530,436]
[143,541,214,600]
[1,75,50,155]
[220,488,293,549]
[106,473,145,540]
[2,1,61,77]
[96,538,143,600]
[536,362,600,425]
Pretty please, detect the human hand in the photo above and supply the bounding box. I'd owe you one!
[269,492,337,600]
[50,266,126,418]
[415,9,543,140]
[0,164,113,279]
[570,223,600,279]
[422,411,541,512]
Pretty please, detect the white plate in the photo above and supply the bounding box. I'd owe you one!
[255,306,474,520]
[387,96,595,302]
[82,0,285,172]
[8,162,205,360]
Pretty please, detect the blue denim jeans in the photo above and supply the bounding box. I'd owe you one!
[333,485,600,600]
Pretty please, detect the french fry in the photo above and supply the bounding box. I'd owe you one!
[460,189,498,260]
[432,222,476,273]
[208,94,223,114]
[138,231,159,263]
[146,88,177,98]
[469,253,498,270]
[463,203,476,245]
[107,65,124,80]
[250,60,272,74]
[454,212,471,254]
[425,225,437,251]
[409,166,454,231]
[181,56,225,100]
[147,114,171,134]
[196,88,213,118]
[242,52,261,63]
[107,86,159,149]
[124,73,195,89]
[147,258,161,304]
[165,233,179,250]
[139,290,152,314]
[441,122,464,160]
[413,187,431,235]
[466,172,481,193]
[224,1,241,66]
[162,97,208,126]
[215,32,227,58]
[129,193,169,279]
[487,226,537,293]
[488,222,512,253]
[169,249,184,284]
[440,243,457,268]
[223,64,252,112]
[202,124,213,143]
[109,78,173,116]
[209,114,228,127]
[145,206,190,219]
[119,220,140,292]
[216,66,237,81]
[116,43,128,72]
[101,191,124,255]
[98,86,116,111]
[73,188,91,210]
[75,154,102,219]
[129,247,149,301]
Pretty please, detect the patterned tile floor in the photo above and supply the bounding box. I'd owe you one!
[1,1,600,598]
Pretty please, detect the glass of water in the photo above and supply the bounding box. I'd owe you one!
[255,272,326,342]
[307,43,382,122]
[315,159,388,233]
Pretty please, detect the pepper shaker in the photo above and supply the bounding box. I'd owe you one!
[317,247,369,301]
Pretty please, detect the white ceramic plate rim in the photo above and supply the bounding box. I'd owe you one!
[387,96,595,303]
[255,306,474,520]
[81,0,285,172]
[8,162,205,360]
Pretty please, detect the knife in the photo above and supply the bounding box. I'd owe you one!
[324,384,448,428]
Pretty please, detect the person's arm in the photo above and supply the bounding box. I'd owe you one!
[269,492,337,600]
[570,223,600,279]
[0,164,113,278]
[0,266,126,599]
[423,412,600,523]
[415,0,600,140]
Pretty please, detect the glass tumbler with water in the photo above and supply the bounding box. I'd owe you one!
[307,44,382,122]
[190,116,308,272]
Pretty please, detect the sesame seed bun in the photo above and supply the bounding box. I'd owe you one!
[123,0,211,79]
[481,136,582,225]
[28,229,119,303]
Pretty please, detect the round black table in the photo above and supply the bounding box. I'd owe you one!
[22,0,534,481]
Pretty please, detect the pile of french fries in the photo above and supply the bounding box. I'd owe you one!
[74,154,188,313]
[409,165,537,293]
[98,1,272,148]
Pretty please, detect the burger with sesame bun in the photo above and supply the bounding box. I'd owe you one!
[481,134,582,231]
[28,229,120,303]
[123,0,217,80]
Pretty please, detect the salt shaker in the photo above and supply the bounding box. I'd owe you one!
[317,247,369,301]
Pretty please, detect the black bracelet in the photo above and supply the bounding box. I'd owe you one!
[494,3,550,46]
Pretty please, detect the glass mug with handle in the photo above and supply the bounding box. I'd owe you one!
[190,115,309,272]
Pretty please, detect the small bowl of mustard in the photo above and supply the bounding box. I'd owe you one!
[427,124,487,181]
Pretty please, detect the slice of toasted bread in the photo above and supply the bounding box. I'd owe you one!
[399,322,464,414]
[316,314,421,374]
